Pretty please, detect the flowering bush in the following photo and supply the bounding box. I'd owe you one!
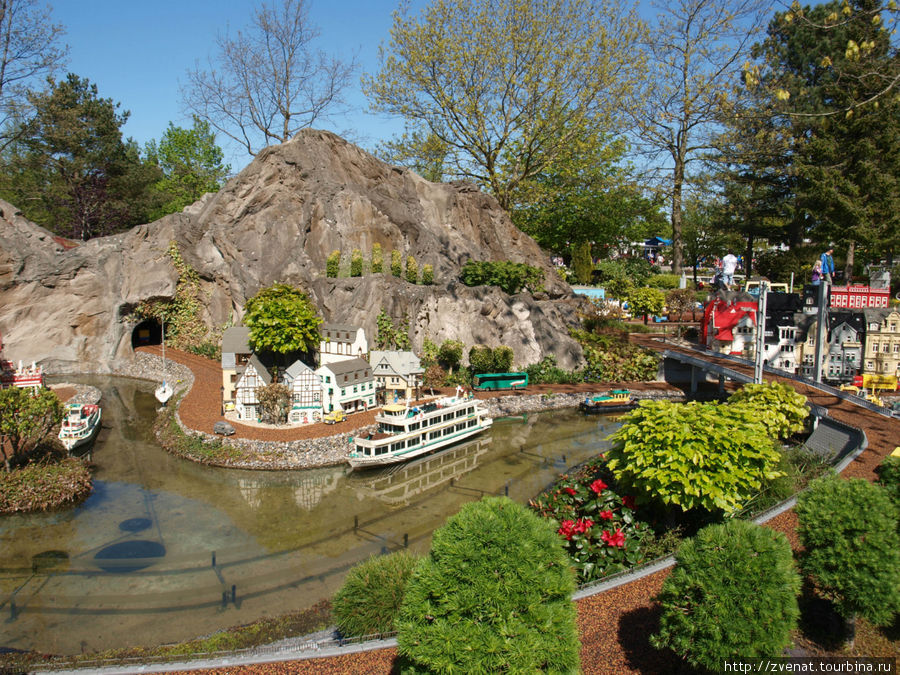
[529,459,652,582]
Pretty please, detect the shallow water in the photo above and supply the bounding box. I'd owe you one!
[0,376,620,656]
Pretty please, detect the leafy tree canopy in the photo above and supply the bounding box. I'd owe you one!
[364,0,645,211]
[0,387,65,472]
[0,73,162,239]
[243,283,322,356]
[145,116,230,220]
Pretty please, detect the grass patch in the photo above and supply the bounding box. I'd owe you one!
[153,395,241,464]
[0,454,92,514]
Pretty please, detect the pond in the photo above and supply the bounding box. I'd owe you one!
[0,377,621,656]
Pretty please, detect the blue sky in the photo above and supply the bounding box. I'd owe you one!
[53,0,428,172]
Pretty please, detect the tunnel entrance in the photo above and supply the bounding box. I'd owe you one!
[131,318,162,349]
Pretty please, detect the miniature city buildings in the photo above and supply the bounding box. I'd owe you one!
[369,350,424,402]
[315,357,376,413]
[221,326,252,405]
[0,332,43,392]
[282,360,323,425]
[319,324,368,365]
[861,308,900,377]
[234,354,271,421]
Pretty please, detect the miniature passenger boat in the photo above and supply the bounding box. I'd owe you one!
[58,403,101,451]
[579,389,636,414]
[349,392,492,469]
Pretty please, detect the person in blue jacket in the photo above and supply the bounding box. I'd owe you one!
[820,247,835,284]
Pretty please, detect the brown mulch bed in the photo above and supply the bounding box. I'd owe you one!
[153,337,899,674]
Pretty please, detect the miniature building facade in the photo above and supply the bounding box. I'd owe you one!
[829,285,889,310]
[319,324,368,365]
[234,354,271,421]
[283,359,323,425]
[862,309,900,377]
[315,357,376,413]
[221,326,252,406]
[369,350,424,401]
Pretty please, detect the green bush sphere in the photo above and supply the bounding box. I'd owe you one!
[396,496,580,674]
[795,475,900,630]
[652,519,801,670]
[332,550,421,637]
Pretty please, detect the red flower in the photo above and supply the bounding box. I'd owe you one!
[589,479,608,494]
[563,487,577,497]
[598,510,614,520]
[573,518,594,534]
[601,528,626,548]
[622,495,636,510]
[558,520,576,540]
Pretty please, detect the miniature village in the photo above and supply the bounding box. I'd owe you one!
[702,269,899,394]
[221,323,423,427]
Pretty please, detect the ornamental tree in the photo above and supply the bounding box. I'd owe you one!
[625,286,665,324]
[243,283,322,357]
[727,381,808,441]
[396,496,580,673]
[795,475,900,646]
[652,519,801,670]
[0,387,65,472]
[606,400,784,514]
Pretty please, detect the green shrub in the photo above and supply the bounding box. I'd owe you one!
[0,457,92,513]
[573,241,593,284]
[727,382,808,441]
[493,345,514,372]
[396,497,580,673]
[421,263,433,285]
[326,250,340,278]
[876,455,900,510]
[529,460,653,582]
[437,339,464,373]
[391,249,402,277]
[372,243,383,274]
[646,273,680,290]
[606,400,784,515]
[468,344,494,374]
[651,520,800,670]
[524,355,582,384]
[350,248,363,277]
[795,475,900,640]
[332,551,420,637]
[625,287,665,323]
[460,259,544,295]
[405,255,418,284]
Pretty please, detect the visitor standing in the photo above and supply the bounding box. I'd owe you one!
[820,247,835,284]
[811,259,823,286]
[721,251,738,290]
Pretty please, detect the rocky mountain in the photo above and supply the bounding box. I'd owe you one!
[0,129,586,372]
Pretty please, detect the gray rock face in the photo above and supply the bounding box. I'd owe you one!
[0,129,585,371]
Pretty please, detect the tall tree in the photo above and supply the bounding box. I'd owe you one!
[512,132,660,263]
[243,283,322,359]
[0,0,68,146]
[145,116,231,219]
[740,0,900,275]
[372,125,449,183]
[627,0,769,275]
[364,0,646,212]
[0,73,162,240]
[182,0,357,156]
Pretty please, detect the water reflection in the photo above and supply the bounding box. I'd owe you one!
[0,377,619,656]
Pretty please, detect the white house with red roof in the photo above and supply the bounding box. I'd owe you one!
[703,295,758,356]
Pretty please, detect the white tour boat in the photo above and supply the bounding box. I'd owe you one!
[58,403,102,452]
[348,390,493,469]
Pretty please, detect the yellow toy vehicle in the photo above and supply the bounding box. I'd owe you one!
[323,410,345,424]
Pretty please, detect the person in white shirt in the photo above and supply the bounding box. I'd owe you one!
[721,251,738,290]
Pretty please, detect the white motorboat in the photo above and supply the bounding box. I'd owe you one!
[59,403,101,452]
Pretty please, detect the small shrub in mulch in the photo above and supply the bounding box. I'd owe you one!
[397,497,580,673]
[652,519,801,670]
[333,550,421,637]
[0,456,92,513]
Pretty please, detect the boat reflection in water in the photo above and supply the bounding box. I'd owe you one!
[348,437,492,506]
